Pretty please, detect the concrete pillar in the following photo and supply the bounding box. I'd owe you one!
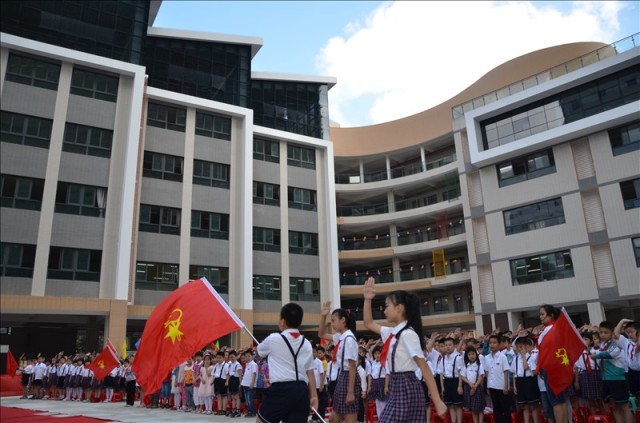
[420,146,427,172]
[507,311,524,333]
[385,156,391,180]
[105,300,128,356]
[359,160,364,183]
[475,314,485,336]
[587,301,605,326]
[178,108,195,286]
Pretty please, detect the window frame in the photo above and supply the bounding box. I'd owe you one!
[139,204,181,235]
[253,227,281,252]
[195,111,232,141]
[253,137,280,163]
[0,242,36,277]
[287,144,316,169]
[63,122,113,158]
[147,102,187,132]
[510,249,575,285]
[135,261,179,291]
[503,197,566,235]
[289,231,319,255]
[289,277,320,302]
[1,111,53,149]
[609,121,640,156]
[1,174,44,210]
[47,247,101,281]
[70,67,119,102]
[193,159,230,189]
[142,152,184,182]
[5,53,60,90]
[620,178,640,210]
[496,148,556,187]
[253,275,281,300]
[190,210,229,239]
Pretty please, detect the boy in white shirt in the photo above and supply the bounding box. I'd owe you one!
[240,351,258,418]
[485,335,511,423]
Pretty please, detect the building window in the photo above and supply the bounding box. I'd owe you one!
[63,123,113,158]
[1,174,44,210]
[147,102,186,132]
[442,186,460,201]
[453,293,465,313]
[253,137,280,163]
[142,152,183,182]
[449,257,468,274]
[289,277,320,302]
[633,238,640,267]
[610,121,640,156]
[55,182,106,217]
[287,145,316,169]
[193,160,230,189]
[70,68,119,102]
[136,262,178,291]
[0,243,36,278]
[288,187,316,211]
[139,204,181,235]
[253,182,280,206]
[289,231,318,255]
[253,275,281,300]
[191,211,229,239]
[433,295,450,313]
[497,148,556,187]
[620,178,640,210]
[5,53,60,90]
[253,227,281,252]
[504,197,565,235]
[189,265,229,293]
[48,247,101,281]
[195,111,231,140]
[1,111,53,149]
[510,250,574,285]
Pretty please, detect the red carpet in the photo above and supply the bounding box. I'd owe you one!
[0,406,120,422]
[0,375,22,396]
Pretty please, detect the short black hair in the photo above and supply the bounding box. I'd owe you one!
[599,321,615,331]
[280,302,304,328]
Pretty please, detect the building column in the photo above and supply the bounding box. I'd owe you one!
[280,140,290,304]
[358,160,364,183]
[385,156,391,180]
[507,311,524,333]
[587,301,605,326]
[104,300,128,353]
[392,257,400,283]
[178,108,196,286]
[420,146,427,172]
[474,314,485,336]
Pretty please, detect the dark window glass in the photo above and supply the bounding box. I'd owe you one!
[63,122,113,158]
[433,295,450,313]
[510,250,574,285]
[253,275,281,300]
[70,68,119,102]
[1,174,45,210]
[195,111,231,140]
[289,231,318,255]
[288,186,316,211]
[633,238,640,267]
[504,198,565,235]
[139,204,181,235]
[193,159,230,189]
[5,53,60,90]
[620,178,640,210]
[0,242,36,277]
[287,144,316,169]
[147,102,186,132]
[253,227,280,252]
[190,210,229,239]
[142,152,183,182]
[1,111,53,149]
[497,149,556,187]
[136,261,179,291]
[609,121,640,156]
[253,181,280,206]
[55,182,106,217]
[189,265,229,293]
[47,247,101,281]
[253,137,280,163]
[289,277,320,302]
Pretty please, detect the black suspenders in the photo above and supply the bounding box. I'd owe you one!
[280,334,306,382]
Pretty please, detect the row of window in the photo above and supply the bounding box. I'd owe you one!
[6,53,119,101]
[253,182,317,210]
[147,103,232,141]
[252,227,318,255]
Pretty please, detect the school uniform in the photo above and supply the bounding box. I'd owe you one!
[574,349,603,401]
[57,363,69,390]
[616,334,640,396]
[595,340,629,404]
[70,365,82,389]
[331,330,362,415]
[378,321,426,423]
[368,359,388,401]
[313,356,329,420]
[428,349,444,396]
[442,351,463,405]
[81,366,93,390]
[461,361,486,411]
[415,360,435,405]
[327,359,340,397]
[213,361,228,396]
[104,366,118,391]
[192,360,203,406]
[511,352,540,404]
[485,350,511,423]
[21,364,34,387]
[256,328,314,423]
[32,362,46,386]
[47,364,58,391]
[226,361,242,395]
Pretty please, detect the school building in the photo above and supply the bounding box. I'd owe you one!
[0,1,638,360]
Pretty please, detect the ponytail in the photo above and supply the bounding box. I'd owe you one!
[388,290,425,350]
[332,308,356,333]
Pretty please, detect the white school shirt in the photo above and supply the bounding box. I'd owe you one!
[461,362,484,384]
[24,364,34,375]
[312,357,324,388]
[443,352,464,378]
[415,360,435,381]
[59,363,69,377]
[328,360,340,382]
[332,330,359,371]
[428,350,444,375]
[369,360,387,379]
[241,360,257,387]
[109,366,119,378]
[511,352,537,377]
[616,335,640,371]
[357,365,367,391]
[226,361,242,378]
[574,350,597,373]
[258,328,313,384]
[485,351,509,390]
[213,362,228,379]
[380,321,424,373]
[537,324,554,391]
[33,362,47,380]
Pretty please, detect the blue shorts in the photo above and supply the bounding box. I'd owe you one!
[161,381,171,397]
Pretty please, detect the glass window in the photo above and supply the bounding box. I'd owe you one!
[1,174,44,210]
[70,68,119,102]
[253,181,280,206]
[48,247,101,281]
[189,265,229,293]
[142,152,183,182]
[136,261,179,291]
[54,182,105,217]
[504,198,565,235]
[147,102,186,132]
[496,149,556,187]
[5,53,60,90]
[633,237,640,267]
[620,178,640,210]
[63,123,113,158]
[195,111,231,140]
[289,277,320,302]
[253,137,280,163]
[1,111,53,149]
[288,186,316,211]
[609,121,640,156]
[433,295,450,313]
[253,227,280,252]
[0,242,36,277]
[289,231,318,255]
[253,275,281,300]
[510,250,574,285]
[287,145,316,169]
[193,159,230,189]
[190,210,229,239]
[139,204,181,235]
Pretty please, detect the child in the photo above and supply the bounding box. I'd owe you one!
[363,277,447,422]
[312,345,328,423]
[485,334,511,423]
[614,319,640,401]
[416,345,436,423]
[20,358,34,399]
[225,350,242,417]
[460,347,486,423]
[213,352,228,415]
[257,302,317,423]
[31,356,46,399]
[574,332,603,415]
[103,364,118,403]
[367,345,388,417]
[182,357,195,411]
[512,337,539,423]
[240,351,257,418]
[591,321,631,423]
[198,355,214,415]
[319,302,361,423]
[442,337,464,423]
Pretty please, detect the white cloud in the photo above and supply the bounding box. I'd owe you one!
[317,1,627,127]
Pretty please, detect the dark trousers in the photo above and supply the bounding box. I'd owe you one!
[125,380,136,406]
[317,388,328,420]
[489,388,512,423]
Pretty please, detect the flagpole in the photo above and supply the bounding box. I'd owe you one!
[243,326,260,347]
[312,407,327,423]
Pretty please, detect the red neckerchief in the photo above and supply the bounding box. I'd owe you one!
[331,340,341,362]
[379,336,393,370]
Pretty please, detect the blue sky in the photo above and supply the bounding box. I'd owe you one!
[155,1,639,127]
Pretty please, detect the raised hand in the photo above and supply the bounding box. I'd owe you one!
[363,277,376,300]
[321,301,332,317]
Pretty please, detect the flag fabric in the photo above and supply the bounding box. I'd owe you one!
[86,343,120,381]
[135,339,141,350]
[215,340,220,351]
[537,307,586,395]
[107,339,117,356]
[5,349,19,376]
[120,340,128,360]
[132,278,244,394]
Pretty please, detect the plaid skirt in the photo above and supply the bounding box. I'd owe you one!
[47,374,58,389]
[579,370,603,400]
[332,371,362,415]
[463,383,486,411]
[379,371,426,423]
[81,376,92,389]
[368,377,387,401]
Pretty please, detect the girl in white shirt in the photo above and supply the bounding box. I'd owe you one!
[363,277,447,423]
[460,347,486,423]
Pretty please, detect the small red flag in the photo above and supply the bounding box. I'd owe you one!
[6,349,19,376]
[132,278,244,394]
[537,308,586,395]
[86,343,120,381]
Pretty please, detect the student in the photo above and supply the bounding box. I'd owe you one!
[367,345,388,417]
[574,332,603,415]
[319,302,361,423]
[31,356,46,400]
[182,357,195,412]
[357,354,369,423]
[104,365,118,403]
[312,345,328,423]
[460,347,486,423]
[198,355,214,415]
[512,337,540,423]
[614,319,640,401]
[225,350,243,417]
[192,351,204,413]
[592,321,632,423]
[442,337,464,423]
[240,351,257,418]
[362,277,447,423]
[327,347,340,399]
[416,346,436,423]
[485,334,511,423]
[213,352,228,415]
[122,359,136,407]
[20,358,34,399]
[257,302,317,423]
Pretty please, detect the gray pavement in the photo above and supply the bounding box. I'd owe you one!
[0,396,259,422]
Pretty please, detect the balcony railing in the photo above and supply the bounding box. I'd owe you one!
[340,236,392,250]
[396,222,465,246]
[340,264,468,286]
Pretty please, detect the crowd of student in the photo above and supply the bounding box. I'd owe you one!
[14,279,640,423]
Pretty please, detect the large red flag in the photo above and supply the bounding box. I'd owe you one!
[537,307,586,395]
[86,343,120,381]
[6,349,19,376]
[131,278,244,394]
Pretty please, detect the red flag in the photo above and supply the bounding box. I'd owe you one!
[86,344,120,381]
[131,278,244,394]
[6,349,19,376]
[106,339,117,356]
[537,308,586,395]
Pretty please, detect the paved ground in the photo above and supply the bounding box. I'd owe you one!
[0,396,261,422]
